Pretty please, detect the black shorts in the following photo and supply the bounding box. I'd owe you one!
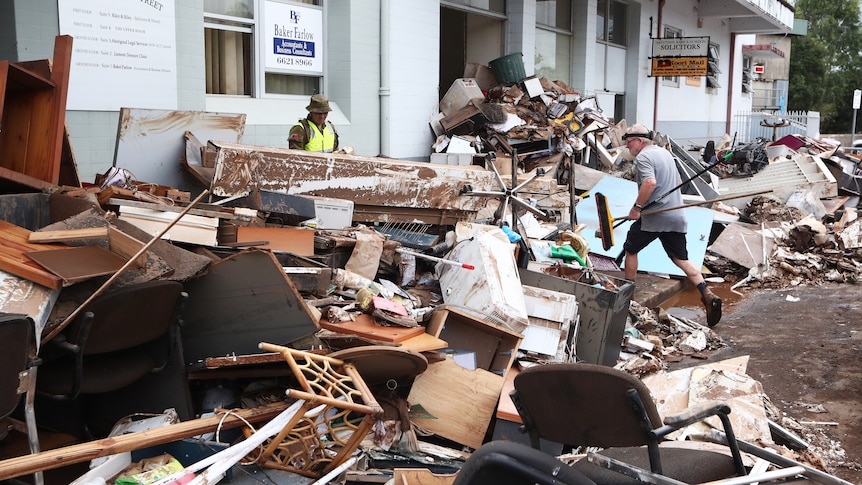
[623,219,689,261]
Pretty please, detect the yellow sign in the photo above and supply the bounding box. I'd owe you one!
[650,57,708,77]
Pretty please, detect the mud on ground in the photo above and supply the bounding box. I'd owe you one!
[674,282,862,483]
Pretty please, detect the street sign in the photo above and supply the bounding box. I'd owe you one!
[650,57,708,77]
[853,89,861,110]
[651,37,710,57]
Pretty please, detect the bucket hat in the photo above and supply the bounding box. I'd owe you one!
[306,94,332,113]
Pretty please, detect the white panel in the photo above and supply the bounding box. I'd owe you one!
[604,46,627,92]
[574,176,712,277]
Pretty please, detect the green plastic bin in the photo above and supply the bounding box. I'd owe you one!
[489,52,526,84]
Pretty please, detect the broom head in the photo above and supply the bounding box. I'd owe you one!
[595,192,615,250]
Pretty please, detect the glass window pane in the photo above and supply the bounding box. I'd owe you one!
[205,27,253,95]
[204,0,254,18]
[596,0,607,41]
[265,73,321,95]
[445,0,505,14]
[608,1,627,46]
[535,29,571,84]
[537,1,571,30]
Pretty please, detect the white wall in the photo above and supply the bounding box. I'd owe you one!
[384,1,440,160]
[653,0,732,145]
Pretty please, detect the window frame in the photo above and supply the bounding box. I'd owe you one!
[706,42,721,91]
[535,1,574,85]
[661,25,682,87]
[204,0,326,99]
[596,0,628,47]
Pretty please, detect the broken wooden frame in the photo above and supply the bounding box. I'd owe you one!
[0,35,74,188]
[0,402,291,481]
[253,342,383,478]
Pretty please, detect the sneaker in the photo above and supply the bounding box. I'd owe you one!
[701,289,722,327]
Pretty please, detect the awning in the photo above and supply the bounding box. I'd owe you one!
[742,44,786,59]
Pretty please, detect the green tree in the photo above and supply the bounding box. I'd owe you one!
[788,0,862,132]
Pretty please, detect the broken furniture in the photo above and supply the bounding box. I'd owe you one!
[0,313,42,485]
[408,305,523,450]
[36,280,188,435]
[180,249,319,365]
[452,440,594,485]
[519,265,634,367]
[510,363,747,484]
[254,342,383,478]
[0,35,76,190]
[115,107,247,191]
[203,140,504,225]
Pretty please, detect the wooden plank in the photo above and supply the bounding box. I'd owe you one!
[318,313,426,343]
[235,226,315,255]
[407,357,504,449]
[393,468,457,485]
[398,332,448,353]
[0,220,66,289]
[47,35,73,185]
[0,402,290,482]
[25,246,131,285]
[28,227,107,243]
[109,198,235,219]
[108,226,147,268]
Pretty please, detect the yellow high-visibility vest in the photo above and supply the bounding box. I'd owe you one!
[296,120,336,152]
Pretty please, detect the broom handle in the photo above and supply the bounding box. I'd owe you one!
[41,189,210,345]
[640,189,772,216]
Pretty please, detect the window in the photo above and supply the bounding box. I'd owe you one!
[443,0,505,14]
[661,26,682,87]
[596,0,627,47]
[204,0,324,97]
[535,1,572,84]
[204,0,254,95]
[706,42,721,90]
[741,57,753,94]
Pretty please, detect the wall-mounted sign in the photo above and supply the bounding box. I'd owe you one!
[264,1,323,73]
[651,37,710,57]
[650,57,708,77]
[58,0,177,111]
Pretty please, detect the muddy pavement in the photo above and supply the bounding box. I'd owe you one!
[667,282,862,483]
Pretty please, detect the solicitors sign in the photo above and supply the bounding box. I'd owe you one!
[650,36,709,77]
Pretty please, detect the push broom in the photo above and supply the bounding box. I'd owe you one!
[593,159,728,251]
[595,188,772,251]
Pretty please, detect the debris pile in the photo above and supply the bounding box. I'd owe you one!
[0,39,858,484]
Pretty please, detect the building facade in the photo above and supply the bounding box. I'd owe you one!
[0,0,795,186]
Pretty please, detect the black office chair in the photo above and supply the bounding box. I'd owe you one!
[453,440,596,485]
[36,280,186,437]
[511,363,748,485]
[0,313,43,485]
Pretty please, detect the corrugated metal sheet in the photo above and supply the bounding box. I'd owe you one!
[717,155,837,209]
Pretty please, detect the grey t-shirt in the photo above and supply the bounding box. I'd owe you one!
[635,144,687,233]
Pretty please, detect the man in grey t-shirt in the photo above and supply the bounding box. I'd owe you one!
[621,124,722,326]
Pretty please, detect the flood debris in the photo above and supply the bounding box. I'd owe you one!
[0,42,857,483]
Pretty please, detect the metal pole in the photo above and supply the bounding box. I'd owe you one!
[852,108,857,147]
